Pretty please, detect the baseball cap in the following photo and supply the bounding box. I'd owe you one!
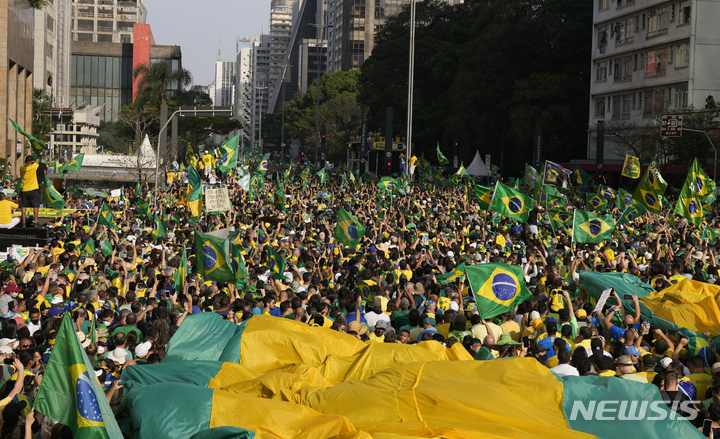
[625,346,641,356]
[375,320,387,330]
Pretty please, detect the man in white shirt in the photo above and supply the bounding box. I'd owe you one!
[364,297,391,331]
[550,348,579,377]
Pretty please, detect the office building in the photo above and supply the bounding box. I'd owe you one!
[268,0,294,100]
[212,60,236,107]
[0,0,35,175]
[235,37,257,145]
[71,0,146,43]
[251,34,271,148]
[588,0,720,160]
[34,0,72,108]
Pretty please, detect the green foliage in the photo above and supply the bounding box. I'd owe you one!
[32,88,52,143]
[27,0,47,9]
[358,0,592,176]
[97,120,133,154]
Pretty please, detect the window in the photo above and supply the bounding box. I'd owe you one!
[596,61,608,81]
[675,85,689,109]
[611,94,632,118]
[679,1,691,24]
[614,19,634,44]
[614,56,632,81]
[598,0,609,11]
[644,89,665,114]
[646,49,667,76]
[598,25,608,50]
[648,7,669,37]
[676,43,689,68]
[595,98,606,117]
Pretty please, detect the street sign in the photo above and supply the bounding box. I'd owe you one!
[360,158,366,164]
[386,151,392,158]
[661,115,683,137]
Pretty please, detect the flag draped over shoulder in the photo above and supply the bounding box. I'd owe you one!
[34,314,122,438]
[9,117,44,158]
[466,263,532,319]
[174,245,187,293]
[572,210,615,243]
[633,158,667,214]
[334,206,365,249]
[436,142,449,165]
[43,176,65,209]
[621,154,641,179]
[60,153,85,177]
[218,134,239,173]
[194,231,235,283]
[489,182,533,223]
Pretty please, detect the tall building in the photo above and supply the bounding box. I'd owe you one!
[0,0,35,175]
[267,0,326,112]
[72,0,146,43]
[235,37,258,145]
[268,0,294,100]
[34,0,72,108]
[212,60,236,107]
[70,23,182,122]
[588,0,720,160]
[251,35,271,148]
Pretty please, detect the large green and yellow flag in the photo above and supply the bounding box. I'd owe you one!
[675,184,704,227]
[334,206,365,249]
[474,185,493,209]
[466,263,532,319]
[586,193,607,212]
[489,182,534,223]
[572,210,614,243]
[217,134,239,173]
[617,188,635,212]
[633,158,667,214]
[267,247,287,280]
[9,117,44,158]
[59,153,85,177]
[377,177,397,193]
[436,142,449,166]
[97,202,114,227]
[187,166,203,217]
[43,176,65,209]
[151,213,166,241]
[174,244,187,293]
[621,154,641,179]
[548,209,573,231]
[688,158,716,197]
[194,231,235,283]
[34,314,122,438]
[617,203,646,226]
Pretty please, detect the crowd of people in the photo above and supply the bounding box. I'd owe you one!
[0,152,718,437]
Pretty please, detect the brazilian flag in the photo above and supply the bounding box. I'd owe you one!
[523,163,540,188]
[257,153,270,174]
[618,204,646,226]
[675,184,704,227]
[489,182,533,223]
[43,176,66,209]
[547,209,573,231]
[316,168,328,184]
[97,202,114,227]
[377,177,397,193]
[34,314,122,438]
[9,117,44,158]
[81,238,95,257]
[436,263,466,286]
[572,163,591,187]
[621,154,641,179]
[152,213,166,241]
[617,188,635,211]
[418,158,431,175]
[174,245,187,293]
[474,185,493,209]
[689,158,716,197]
[217,134,239,173]
[456,163,468,176]
[194,231,235,283]
[466,263,532,319]
[59,153,85,177]
[231,244,248,288]
[334,206,366,249]
[633,158,667,214]
[544,185,566,210]
[599,185,616,201]
[436,142,449,166]
[267,247,287,280]
[586,193,608,212]
[572,210,615,243]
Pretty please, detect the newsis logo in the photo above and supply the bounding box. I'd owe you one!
[570,400,699,421]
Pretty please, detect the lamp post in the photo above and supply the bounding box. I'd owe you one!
[405,0,416,180]
[683,128,717,183]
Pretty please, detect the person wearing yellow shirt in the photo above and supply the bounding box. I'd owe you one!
[201,152,213,178]
[368,320,387,342]
[409,155,418,180]
[0,193,19,229]
[19,155,41,227]
[681,355,714,400]
[636,355,659,383]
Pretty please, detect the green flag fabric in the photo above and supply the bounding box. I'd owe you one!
[194,231,235,283]
[466,263,532,319]
[174,245,187,293]
[572,164,591,187]
[377,177,398,193]
[9,117,44,158]
[689,158,716,197]
[257,153,270,174]
[474,185,493,210]
[572,210,615,243]
[586,193,608,212]
[316,168,328,184]
[523,163,540,188]
[547,209,573,231]
[436,142,449,166]
[267,247,287,280]
[59,153,85,177]
[218,134,239,173]
[633,158,667,214]
[98,202,114,227]
[617,203,646,226]
[617,188,635,212]
[43,176,66,209]
[489,182,534,223]
[151,213,167,241]
[34,314,122,438]
[334,206,366,249]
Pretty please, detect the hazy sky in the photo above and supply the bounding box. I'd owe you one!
[143,0,272,87]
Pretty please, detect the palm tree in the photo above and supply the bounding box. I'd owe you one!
[133,61,192,108]
[32,88,53,143]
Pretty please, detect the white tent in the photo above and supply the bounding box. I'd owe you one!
[466,151,490,176]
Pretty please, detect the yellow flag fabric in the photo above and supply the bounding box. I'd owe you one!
[621,154,641,179]
[641,279,720,337]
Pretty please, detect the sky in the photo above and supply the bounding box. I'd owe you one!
[143,0,272,87]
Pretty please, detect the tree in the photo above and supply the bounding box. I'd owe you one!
[97,120,134,154]
[119,102,159,152]
[133,62,192,108]
[32,88,53,144]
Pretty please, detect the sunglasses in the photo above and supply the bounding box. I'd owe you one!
[20,344,32,348]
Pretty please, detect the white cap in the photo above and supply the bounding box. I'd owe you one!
[135,341,152,359]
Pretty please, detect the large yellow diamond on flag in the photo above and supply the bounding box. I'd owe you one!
[681,196,703,220]
[638,188,661,212]
[478,267,522,307]
[203,241,227,276]
[70,364,106,429]
[578,217,612,239]
[501,195,528,216]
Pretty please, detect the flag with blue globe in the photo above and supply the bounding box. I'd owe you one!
[466,263,532,319]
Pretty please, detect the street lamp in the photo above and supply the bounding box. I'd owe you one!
[406,0,416,180]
